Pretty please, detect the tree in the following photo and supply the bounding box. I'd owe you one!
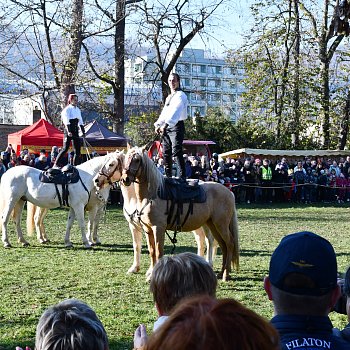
[124,111,159,146]
[232,0,350,149]
[0,0,84,116]
[132,0,227,102]
[185,108,242,153]
[82,0,142,135]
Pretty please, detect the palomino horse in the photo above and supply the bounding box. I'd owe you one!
[119,181,217,275]
[120,147,239,281]
[0,152,123,248]
[94,153,217,274]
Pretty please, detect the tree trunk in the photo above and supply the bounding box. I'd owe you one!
[60,0,84,108]
[337,89,350,149]
[292,0,301,148]
[112,0,126,135]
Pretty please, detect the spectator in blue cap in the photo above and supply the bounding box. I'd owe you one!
[264,231,348,350]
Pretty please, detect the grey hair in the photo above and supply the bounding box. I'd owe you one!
[35,299,108,350]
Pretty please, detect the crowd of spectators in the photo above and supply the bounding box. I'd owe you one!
[154,152,350,205]
[0,144,98,183]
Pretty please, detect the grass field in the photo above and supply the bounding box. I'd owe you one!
[0,203,349,349]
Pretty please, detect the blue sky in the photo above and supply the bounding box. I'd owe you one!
[189,0,254,56]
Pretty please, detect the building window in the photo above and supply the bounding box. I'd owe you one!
[191,92,205,101]
[192,79,206,88]
[223,94,235,103]
[184,78,190,87]
[208,79,220,88]
[192,64,206,74]
[208,93,220,102]
[134,63,142,72]
[177,63,190,74]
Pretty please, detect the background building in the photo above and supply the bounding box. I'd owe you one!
[125,48,244,122]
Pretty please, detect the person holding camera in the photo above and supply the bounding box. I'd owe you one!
[333,266,350,342]
[264,231,349,350]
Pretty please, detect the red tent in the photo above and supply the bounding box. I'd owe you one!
[8,118,64,154]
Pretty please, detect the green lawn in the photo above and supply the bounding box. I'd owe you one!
[0,203,349,349]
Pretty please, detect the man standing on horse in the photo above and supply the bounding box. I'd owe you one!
[154,73,188,181]
[54,93,85,167]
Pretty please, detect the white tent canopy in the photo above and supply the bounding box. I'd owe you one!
[219,148,350,159]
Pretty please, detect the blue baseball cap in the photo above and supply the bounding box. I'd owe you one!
[269,231,337,296]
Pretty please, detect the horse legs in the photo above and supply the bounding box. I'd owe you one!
[35,207,49,243]
[87,207,98,245]
[74,206,91,248]
[14,199,29,246]
[206,220,232,281]
[145,228,156,280]
[1,198,28,248]
[64,208,76,247]
[127,224,142,274]
[193,228,205,258]
[193,226,217,267]
[91,206,104,245]
[145,226,165,281]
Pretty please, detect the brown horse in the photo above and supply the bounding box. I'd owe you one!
[120,147,239,281]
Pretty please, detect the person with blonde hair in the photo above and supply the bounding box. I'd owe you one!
[134,252,217,348]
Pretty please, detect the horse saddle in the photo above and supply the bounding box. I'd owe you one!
[39,165,80,185]
[39,165,81,207]
[158,178,206,203]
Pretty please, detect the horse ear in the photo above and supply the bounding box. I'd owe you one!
[127,142,132,150]
[141,145,148,153]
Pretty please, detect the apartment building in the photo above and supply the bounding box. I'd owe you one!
[125,48,244,122]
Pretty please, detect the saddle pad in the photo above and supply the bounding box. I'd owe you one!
[158,178,206,203]
[39,167,80,185]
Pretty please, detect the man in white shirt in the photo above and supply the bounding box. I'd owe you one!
[154,73,188,180]
[54,94,85,167]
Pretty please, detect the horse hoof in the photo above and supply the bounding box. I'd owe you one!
[22,242,30,247]
[94,241,102,246]
[127,266,140,274]
[3,243,12,248]
[65,243,73,249]
[84,244,93,249]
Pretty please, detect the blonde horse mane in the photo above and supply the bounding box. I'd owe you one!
[139,148,164,197]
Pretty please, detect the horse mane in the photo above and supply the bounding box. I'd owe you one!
[77,152,116,173]
[139,148,164,197]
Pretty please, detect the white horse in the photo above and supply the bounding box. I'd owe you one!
[26,183,113,245]
[0,152,123,248]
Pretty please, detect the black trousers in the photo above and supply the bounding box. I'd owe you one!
[55,133,81,166]
[162,121,186,178]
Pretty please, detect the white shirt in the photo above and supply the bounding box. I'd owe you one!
[153,315,169,331]
[154,90,188,128]
[61,104,84,127]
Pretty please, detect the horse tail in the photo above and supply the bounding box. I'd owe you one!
[26,202,36,236]
[230,192,240,271]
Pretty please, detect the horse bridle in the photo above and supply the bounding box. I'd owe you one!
[98,157,122,185]
[124,152,143,184]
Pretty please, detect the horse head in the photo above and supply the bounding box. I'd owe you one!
[121,147,144,187]
[94,151,125,189]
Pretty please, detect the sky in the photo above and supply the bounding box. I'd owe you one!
[188,0,254,56]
